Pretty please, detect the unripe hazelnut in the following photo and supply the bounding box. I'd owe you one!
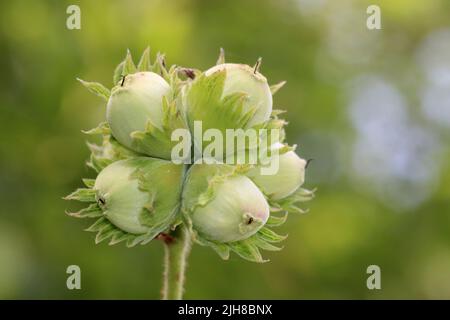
[182,163,269,243]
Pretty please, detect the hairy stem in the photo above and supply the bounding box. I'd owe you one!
[161,226,191,300]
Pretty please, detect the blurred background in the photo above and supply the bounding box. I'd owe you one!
[1,0,449,299]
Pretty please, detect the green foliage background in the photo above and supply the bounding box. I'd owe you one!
[0,0,449,299]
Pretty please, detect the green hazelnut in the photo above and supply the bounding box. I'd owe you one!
[106,71,172,158]
[247,143,307,200]
[182,163,269,243]
[94,157,185,234]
